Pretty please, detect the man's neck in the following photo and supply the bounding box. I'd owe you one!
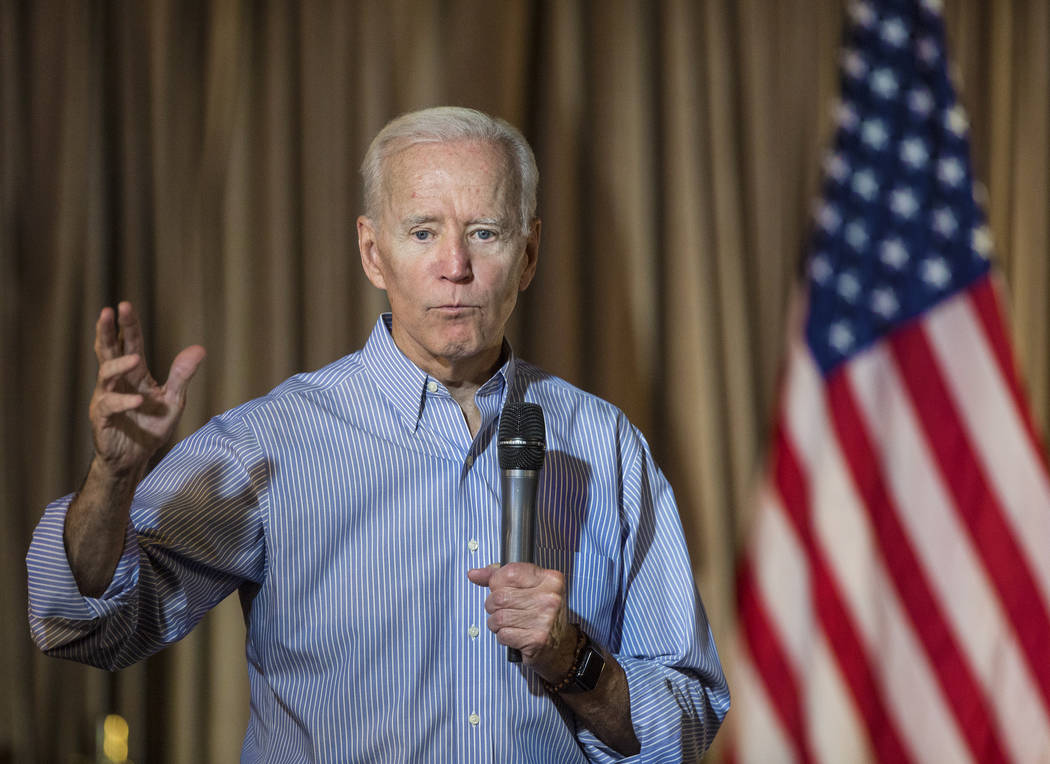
[430,350,506,438]
[444,381,484,437]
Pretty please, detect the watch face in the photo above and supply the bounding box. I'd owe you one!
[573,645,605,692]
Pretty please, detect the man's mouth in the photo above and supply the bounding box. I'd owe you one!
[432,304,477,313]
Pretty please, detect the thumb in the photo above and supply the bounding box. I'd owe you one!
[165,345,207,398]
[467,564,500,587]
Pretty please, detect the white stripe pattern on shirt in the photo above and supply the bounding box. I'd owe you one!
[28,314,728,763]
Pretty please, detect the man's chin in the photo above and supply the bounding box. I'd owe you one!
[431,333,502,366]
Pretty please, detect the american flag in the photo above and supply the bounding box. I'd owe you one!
[730,0,1050,761]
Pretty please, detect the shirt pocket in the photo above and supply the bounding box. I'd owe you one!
[534,546,620,647]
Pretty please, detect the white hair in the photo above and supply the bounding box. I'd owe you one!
[361,106,539,236]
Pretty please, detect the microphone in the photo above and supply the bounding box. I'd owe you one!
[498,402,546,663]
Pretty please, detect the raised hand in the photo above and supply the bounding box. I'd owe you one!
[89,301,205,479]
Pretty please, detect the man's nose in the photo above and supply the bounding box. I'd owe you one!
[439,236,473,282]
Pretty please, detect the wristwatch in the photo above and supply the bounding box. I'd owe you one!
[561,629,606,693]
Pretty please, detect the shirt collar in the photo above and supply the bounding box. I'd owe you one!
[362,313,518,431]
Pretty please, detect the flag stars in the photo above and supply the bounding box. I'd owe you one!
[881,238,910,269]
[837,271,863,302]
[932,207,958,238]
[824,152,851,183]
[829,321,855,353]
[804,8,993,373]
[845,221,869,251]
[861,119,890,151]
[871,68,899,99]
[851,169,879,200]
[842,49,868,79]
[870,287,900,318]
[810,254,834,284]
[938,157,965,187]
[880,18,909,47]
[836,101,860,131]
[972,226,993,258]
[921,257,952,289]
[900,137,929,169]
[848,1,876,28]
[918,37,940,65]
[890,187,920,219]
[946,105,969,136]
[909,88,934,117]
[816,202,842,233]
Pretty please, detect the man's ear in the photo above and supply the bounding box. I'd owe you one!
[518,218,541,292]
[357,215,387,289]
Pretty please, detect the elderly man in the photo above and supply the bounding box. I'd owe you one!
[28,107,729,761]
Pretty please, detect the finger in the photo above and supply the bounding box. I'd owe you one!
[164,345,206,398]
[486,604,559,633]
[93,391,145,419]
[488,561,551,590]
[485,624,548,653]
[94,307,120,363]
[484,586,563,616]
[466,564,500,587]
[97,354,142,391]
[117,301,146,358]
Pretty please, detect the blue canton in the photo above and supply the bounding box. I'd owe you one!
[805,0,992,376]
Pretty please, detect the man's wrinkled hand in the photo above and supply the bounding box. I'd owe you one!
[467,562,578,682]
[89,301,205,478]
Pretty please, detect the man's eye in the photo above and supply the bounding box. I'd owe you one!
[473,229,496,241]
[411,230,431,241]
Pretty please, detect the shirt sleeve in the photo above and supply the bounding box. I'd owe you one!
[26,413,268,671]
[574,424,731,762]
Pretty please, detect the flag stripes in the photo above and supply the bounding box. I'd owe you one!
[931,285,1050,592]
[827,352,1009,763]
[851,306,1050,763]
[733,284,1050,761]
[737,558,814,764]
[773,417,916,763]
[888,303,1050,724]
[968,278,1050,460]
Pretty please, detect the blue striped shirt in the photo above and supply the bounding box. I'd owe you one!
[28,314,729,762]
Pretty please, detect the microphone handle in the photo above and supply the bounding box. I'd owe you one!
[501,469,539,663]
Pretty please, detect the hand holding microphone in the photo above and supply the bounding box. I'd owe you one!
[468,401,576,672]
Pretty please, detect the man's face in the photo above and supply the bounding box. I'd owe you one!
[357,139,539,382]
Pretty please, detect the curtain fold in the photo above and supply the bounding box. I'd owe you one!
[3,1,1047,760]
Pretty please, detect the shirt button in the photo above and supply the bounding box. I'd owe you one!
[426,380,438,393]
[468,712,480,727]
[468,624,480,639]
[467,539,479,552]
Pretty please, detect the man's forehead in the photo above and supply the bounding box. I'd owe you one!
[382,139,515,212]
[388,139,508,180]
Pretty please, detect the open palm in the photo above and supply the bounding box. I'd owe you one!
[89,302,205,477]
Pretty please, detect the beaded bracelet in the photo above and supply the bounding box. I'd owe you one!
[542,626,588,694]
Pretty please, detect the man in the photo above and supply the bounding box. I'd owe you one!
[28,107,729,761]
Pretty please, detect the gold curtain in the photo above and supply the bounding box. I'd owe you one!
[2,1,1046,761]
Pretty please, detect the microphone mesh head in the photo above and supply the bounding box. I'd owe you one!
[498,402,546,470]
